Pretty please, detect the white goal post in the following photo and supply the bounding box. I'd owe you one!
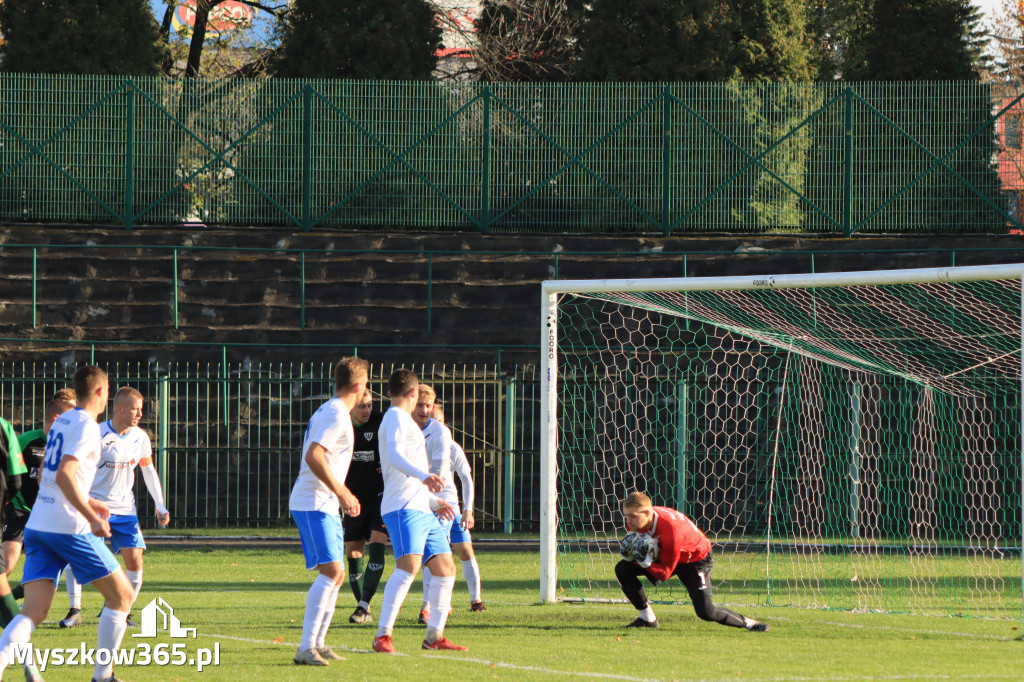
[541,263,1024,625]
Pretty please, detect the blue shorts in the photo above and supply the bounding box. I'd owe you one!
[22,528,121,586]
[383,509,450,562]
[292,510,344,569]
[108,514,146,553]
[445,512,472,546]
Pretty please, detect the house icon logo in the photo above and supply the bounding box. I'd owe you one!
[132,597,197,638]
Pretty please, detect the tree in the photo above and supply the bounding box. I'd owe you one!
[471,0,582,82]
[0,0,162,75]
[732,0,814,81]
[574,0,737,82]
[273,0,441,79]
[804,0,871,80]
[845,0,985,80]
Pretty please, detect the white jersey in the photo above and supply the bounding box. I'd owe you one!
[26,408,102,535]
[441,441,474,513]
[421,419,452,484]
[378,407,433,515]
[90,421,153,516]
[289,397,354,515]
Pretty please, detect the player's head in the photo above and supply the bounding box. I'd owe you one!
[412,384,437,427]
[431,404,445,425]
[73,365,108,413]
[387,368,418,402]
[42,397,75,435]
[112,386,144,429]
[351,388,373,425]
[334,356,369,394]
[620,491,655,532]
[51,387,76,405]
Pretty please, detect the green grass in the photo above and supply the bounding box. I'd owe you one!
[12,548,1023,681]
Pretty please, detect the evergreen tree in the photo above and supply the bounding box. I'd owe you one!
[732,0,814,81]
[574,0,737,82]
[273,0,441,79]
[0,0,162,75]
[845,0,985,80]
[804,0,872,80]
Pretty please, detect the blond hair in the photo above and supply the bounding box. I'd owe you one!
[620,491,652,512]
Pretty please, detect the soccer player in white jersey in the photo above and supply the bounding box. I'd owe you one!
[289,356,368,666]
[62,386,170,629]
[0,365,136,682]
[372,369,465,654]
[416,402,486,620]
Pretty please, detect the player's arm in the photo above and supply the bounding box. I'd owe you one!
[426,424,452,477]
[138,457,170,526]
[55,456,111,538]
[642,524,680,583]
[383,422,444,492]
[451,444,475,529]
[304,442,360,517]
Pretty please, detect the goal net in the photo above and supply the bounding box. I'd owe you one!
[540,264,1023,620]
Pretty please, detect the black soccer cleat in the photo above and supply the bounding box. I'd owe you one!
[125,612,139,628]
[59,608,82,628]
[747,621,769,632]
[624,617,659,628]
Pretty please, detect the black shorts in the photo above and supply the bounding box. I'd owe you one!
[341,495,387,542]
[1,507,29,545]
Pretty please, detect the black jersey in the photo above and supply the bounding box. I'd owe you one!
[345,411,384,499]
[13,430,44,511]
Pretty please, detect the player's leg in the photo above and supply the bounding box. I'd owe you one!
[450,513,485,611]
[357,528,388,620]
[678,555,767,631]
[110,514,146,627]
[374,510,427,653]
[292,510,347,666]
[0,539,20,627]
[420,520,466,651]
[61,565,83,627]
[419,512,455,623]
[614,559,660,627]
[342,507,368,605]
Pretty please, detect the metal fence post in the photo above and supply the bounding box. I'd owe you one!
[157,374,169,504]
[662,85,672,236]
[302,84,313,232]
[843,86,854,237]
[503,373,516,534]
[125,84,135,230]
[481,86,491,234]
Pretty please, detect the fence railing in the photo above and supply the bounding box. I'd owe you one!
[2,75,1020,234]
[0,362,541,531]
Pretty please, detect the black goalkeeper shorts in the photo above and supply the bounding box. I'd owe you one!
[341,495,387,542]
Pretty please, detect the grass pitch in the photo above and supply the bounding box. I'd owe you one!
[12,546,1023,681]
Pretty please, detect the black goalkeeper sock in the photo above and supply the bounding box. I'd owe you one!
[360,542,386,606]
[347,556,364,603]
[9,582,22,601]
[0,593,20,627]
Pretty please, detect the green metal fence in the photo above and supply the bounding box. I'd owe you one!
[0,362,541,531]
[1,75,1019,234]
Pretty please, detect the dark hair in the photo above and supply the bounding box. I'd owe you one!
[387,368,418,398]
[73,365,107,403]
[334,357,369,392]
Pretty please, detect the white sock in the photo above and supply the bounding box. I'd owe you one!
[95,607,129,681]
[743,616,758,630]
[315,582,341,649]
[640,605,656,622]
[425,574,455,642]
[357,600,370,611]
[301,574,335,652]
[65,567,81,609]
[126,570,143,602]
[421,565,433,611]
[376,568,415,638]
[0,613,35,674]
[462,558,482,603]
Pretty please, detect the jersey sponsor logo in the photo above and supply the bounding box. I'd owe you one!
[352,450,375,462]
[100,462,136,470]
[37,495,55,504]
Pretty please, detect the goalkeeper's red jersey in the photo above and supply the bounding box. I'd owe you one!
[628,506,711,583]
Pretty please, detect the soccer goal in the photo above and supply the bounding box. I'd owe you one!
[540,264,1023,624]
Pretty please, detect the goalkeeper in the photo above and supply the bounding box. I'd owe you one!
[615,491,768,632]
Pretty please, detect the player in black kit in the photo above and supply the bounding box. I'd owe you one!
[343,389,388,625]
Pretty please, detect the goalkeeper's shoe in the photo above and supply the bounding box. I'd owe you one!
[747,621,770,632]
[58,608,82,628]
[349,605,373,624]
[470,601,487,612]
[422,636,468,651]
[373,635,396,653]
[624,616,659,628]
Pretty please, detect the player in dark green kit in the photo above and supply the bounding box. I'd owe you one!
[343,389,388,625]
